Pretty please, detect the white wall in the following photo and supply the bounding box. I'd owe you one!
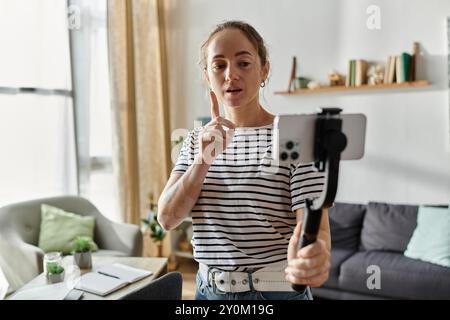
[165,0,450,205]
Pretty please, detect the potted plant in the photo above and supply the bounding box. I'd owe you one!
[72,236,95,269]
[141,193,166,257]
[46,261,65,284]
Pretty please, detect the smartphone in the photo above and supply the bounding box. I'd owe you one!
[273,113,367,164]
[63,289,84,300]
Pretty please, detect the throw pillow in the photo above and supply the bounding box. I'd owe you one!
[404,206,450,268]
[328,202,366,250]
[359,202,418,252]
[38,204,98,254]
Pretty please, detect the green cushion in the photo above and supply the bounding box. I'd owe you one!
[38,204,98,254]
[404,206,450,268]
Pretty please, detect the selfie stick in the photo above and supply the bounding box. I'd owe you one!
[292,107,348,293]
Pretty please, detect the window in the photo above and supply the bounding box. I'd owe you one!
[0,0,77,205]
[0,0,118,222]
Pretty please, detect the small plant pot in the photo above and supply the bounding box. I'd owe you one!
[47,271,65,284]
[294,77,310,89]
[74,252,92,269]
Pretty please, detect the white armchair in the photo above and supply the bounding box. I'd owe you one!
[0,196,143,286]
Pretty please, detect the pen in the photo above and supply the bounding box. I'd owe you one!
[98,271,120,279]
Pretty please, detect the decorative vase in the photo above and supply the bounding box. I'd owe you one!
[47,271,65,284]
[74,252,92,269]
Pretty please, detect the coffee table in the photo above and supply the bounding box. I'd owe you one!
[8,256,168,300]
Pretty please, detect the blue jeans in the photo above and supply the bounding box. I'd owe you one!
[194,271,313,300]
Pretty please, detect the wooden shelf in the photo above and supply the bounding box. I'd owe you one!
[274,80,429,95]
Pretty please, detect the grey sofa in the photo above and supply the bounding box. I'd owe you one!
[311,202,450,300]
[0,196,143,282]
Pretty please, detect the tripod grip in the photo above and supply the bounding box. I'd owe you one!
[291,231,318,293]
[291,201,323,294]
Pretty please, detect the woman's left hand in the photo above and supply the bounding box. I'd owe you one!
[285,221,331,287]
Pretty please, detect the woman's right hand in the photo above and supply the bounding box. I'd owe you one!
[198,90,235,164]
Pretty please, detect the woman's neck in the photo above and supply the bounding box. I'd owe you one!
[224,101,274,128]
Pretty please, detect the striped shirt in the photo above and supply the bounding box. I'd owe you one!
[172,124,324,271]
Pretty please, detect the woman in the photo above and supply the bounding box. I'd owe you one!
[158,21,331,300]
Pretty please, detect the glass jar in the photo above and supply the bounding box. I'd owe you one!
[43,251,62,275]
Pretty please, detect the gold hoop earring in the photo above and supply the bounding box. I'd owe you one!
[260,81,266,88]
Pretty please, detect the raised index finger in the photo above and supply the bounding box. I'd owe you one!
[210,90,220,119]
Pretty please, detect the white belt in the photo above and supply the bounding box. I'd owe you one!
[199,262,298,293]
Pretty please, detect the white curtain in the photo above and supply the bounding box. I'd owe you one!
[69,0,119,221]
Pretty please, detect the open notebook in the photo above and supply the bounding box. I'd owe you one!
[75,263,153,296]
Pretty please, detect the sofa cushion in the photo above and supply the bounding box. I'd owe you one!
[322,248,355,289]
[404,206,450,267]
[339,251,450,299]
[360,202,418,252]
[328,202,366,250]
[38,204,98,254]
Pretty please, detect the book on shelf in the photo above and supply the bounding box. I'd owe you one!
[350,60,356,86]
[395,53,412,83]
[355,59,368,86]
[395,55,404,83]
[402,52,412,81]
[346,59,367,87]
[410,42,419,81]
[383,56,391,84]
[345,60,352,86]
[74,263,153,296]
[388,55,396,84]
